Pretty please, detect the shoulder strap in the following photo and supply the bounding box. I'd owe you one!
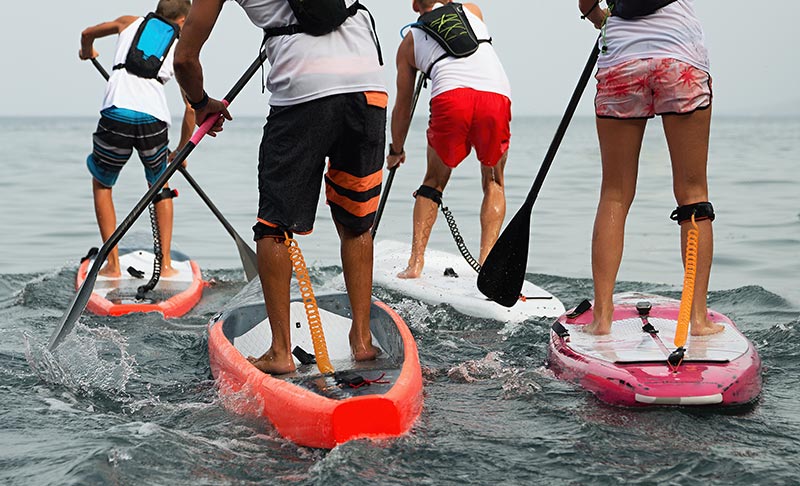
[262,1,383,65]
[413,2,491,79]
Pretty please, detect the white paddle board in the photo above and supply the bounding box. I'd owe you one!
[373,239,564,322]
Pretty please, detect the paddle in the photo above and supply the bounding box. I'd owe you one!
[91,57,110,80]
[370,71,426,239]
[177,166,258,281]
[48,49,268,350]
[477,41,600,307]
[88,58,258,282]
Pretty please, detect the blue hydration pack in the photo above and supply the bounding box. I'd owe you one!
[114,13,179,83]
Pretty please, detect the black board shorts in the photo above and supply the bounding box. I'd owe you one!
[253,92,387,240]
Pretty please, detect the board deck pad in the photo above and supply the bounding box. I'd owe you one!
[231,302,398,398]
[562,317,749,363]
[90,249,195,303]
[233,302,384,368]
[373,239,565,321]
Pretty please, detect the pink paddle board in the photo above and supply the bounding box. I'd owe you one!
[548,292,762,407]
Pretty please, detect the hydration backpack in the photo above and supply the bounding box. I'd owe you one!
[411,3,491,79]
[114,13,179,83]
[609,0,678,19]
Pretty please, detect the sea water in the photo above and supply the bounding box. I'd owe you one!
[0,116,798,485]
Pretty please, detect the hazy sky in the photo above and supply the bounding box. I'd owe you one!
[2,1,798,118]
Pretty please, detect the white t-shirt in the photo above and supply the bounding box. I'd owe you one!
[231,0,386,106]
[101,17,176,125]
[411,3,511,99]
[598,0,710,72]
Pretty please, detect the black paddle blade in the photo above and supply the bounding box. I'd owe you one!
[477,204,532,307]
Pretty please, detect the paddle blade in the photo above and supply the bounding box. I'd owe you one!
[48,264,100,350]
[238,238,259,281]
[477,205,532,307]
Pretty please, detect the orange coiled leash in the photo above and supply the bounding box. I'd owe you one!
[668,214,700,370]
[284,234,334,374]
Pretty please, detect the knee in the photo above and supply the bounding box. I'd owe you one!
[481,175,504,194]
[599,186,636,210]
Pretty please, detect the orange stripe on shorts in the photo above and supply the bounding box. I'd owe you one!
[326,186,380,217]
[326,166,382,193]
[365,91,389,108]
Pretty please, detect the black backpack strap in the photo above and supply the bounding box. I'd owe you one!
[354,3,384,66]
[263,24,304,38]
[262,2,382,66]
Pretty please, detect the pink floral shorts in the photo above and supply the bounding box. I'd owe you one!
[594,58,712,119]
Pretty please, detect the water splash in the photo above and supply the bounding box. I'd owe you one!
[24,322,137,397]
[446,351,506,383]
[445,351,545,399]
[393,298,436,332]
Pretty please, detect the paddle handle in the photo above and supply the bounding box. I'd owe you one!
[49,49,267,350]
[91,58,110,81]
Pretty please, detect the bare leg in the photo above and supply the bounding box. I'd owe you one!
[154,186,178,277]
[92,178,120,277]
[478,151,507,263]
[248,237,296,374]
[336,224,380,361]
[662,107,723,336]
[398,145,452,279]
[585,118,647,335]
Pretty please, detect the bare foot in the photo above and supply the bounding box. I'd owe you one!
[690,319,725,336]
[349,331,381,362]
[397,267,422,279]
[583,321,612,335]
[397,255,424,279]
[98,264,121,278]
[159,265,179,278]
[247,348,296,375]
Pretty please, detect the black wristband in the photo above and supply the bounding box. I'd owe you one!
[188,90,209,110]
[581,0,599,19]
[389,143,404,156]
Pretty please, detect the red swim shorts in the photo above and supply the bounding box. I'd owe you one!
[595,58,712,119]
[427,88,511,168]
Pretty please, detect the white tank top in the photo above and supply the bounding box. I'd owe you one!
[232,0,386,106]
[598,0,710,72]
[101,17,175,125]
[411,3,510,99]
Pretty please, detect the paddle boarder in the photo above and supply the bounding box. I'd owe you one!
[174,0,386,374]
[386,0,512,279]
[578,0,724,336]
[79,0,194,278]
